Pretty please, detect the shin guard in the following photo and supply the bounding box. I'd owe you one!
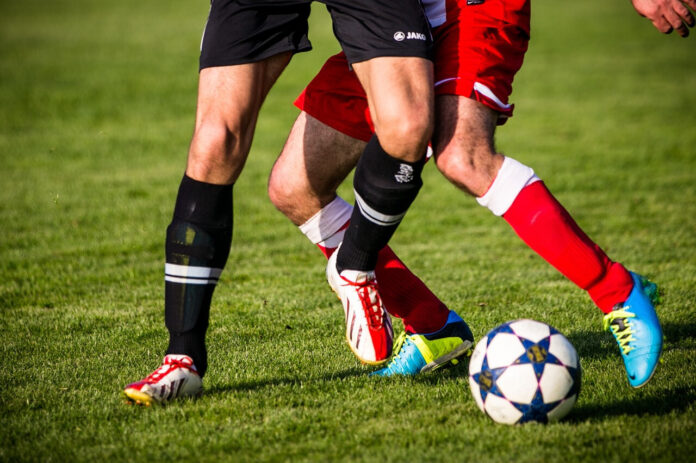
[164,175,233,376]
[338,135,425,272]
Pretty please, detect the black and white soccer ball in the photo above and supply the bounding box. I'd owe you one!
[468,319,581,425]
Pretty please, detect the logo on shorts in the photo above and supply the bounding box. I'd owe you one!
[395,164,414,183]
[394,31,427,42]
[406,32,427,41]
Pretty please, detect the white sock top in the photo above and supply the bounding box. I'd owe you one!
[476,156,540,216]
[299,196,353,244]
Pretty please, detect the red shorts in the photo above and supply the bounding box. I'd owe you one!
[295,0,531,142]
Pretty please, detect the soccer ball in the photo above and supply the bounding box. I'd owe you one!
[468,319,581,425]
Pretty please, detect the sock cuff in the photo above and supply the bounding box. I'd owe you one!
[299,196,353,244]
[173,174,234,227]
[476,156,540,216]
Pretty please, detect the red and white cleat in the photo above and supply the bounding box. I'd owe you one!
[123,354,202,405]
[327,246,393,365]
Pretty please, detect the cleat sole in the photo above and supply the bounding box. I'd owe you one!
[631,365,658,389]
[123,388,157,406]
[346,339,389,366]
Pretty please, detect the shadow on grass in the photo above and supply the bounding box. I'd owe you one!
[565,321,695,361]
[568,386,696,422]
[406,362,472,385]
[205,366,367,395]
[565,329,619,360]
[564,321,696,423]
[204,322,694,400]
[661,321,696,344]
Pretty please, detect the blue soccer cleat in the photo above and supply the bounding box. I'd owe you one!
[371,311,474,376]
[603,272,663,388]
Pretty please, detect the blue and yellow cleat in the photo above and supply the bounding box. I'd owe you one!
[603,272,663,388]
[371,311,474,376]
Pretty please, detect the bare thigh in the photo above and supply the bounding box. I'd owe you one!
[187,52,292,185]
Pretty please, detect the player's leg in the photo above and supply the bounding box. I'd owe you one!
[124,57,292,406]
[124,0,310,404]
[426,0,660,387]
[269,110,451,331]
[352,61,484,375]
[165,56,292,371]
[269,111,472,372]
[269,52,473,373]
[268,111,360,226]
[335,56,434,277]
[187,59,292,185]
[425,0,660,387]
[324,0,436,267]
[316,0,436,363]
[434,95,662,388]
[433,95,631,308]
[352,57,434,163]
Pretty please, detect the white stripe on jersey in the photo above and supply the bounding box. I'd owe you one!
[435,76,460,88]
[435,79,513,112]
[473,82,513,111]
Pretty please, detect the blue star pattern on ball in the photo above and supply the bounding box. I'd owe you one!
[468,319,581,425]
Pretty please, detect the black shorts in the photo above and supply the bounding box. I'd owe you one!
[199,0,433,69]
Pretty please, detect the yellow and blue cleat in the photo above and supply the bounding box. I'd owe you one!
[603,272,663,388]
[371,311,474,376]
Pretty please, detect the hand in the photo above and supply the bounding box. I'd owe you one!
[631,0,696,37]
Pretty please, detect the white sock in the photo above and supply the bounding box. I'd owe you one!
[299,196,353,250]
[476,156,540,216]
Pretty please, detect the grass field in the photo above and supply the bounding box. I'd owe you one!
[1,0,695,461]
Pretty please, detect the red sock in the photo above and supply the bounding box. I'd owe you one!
[502,181,633,313]
[374,247,450,333]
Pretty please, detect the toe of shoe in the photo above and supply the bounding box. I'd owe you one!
[123,384,157,405]
[625,353,660,388]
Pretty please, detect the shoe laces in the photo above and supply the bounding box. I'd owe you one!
[145,357,192,382]
[603,307,636,355]
[383,332,411,369]
[339,273,384,329]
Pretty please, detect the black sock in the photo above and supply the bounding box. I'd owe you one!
[337,135,424,272]
[164,174,233,377]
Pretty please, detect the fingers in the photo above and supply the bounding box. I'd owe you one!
[676,1,696,26]
[667,0,695,37]
[653,16,675,34]
[684,0,696,14]
[642,0,696,37]
[665,12,688,36]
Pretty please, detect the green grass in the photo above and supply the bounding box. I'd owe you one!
[1,0,695,461]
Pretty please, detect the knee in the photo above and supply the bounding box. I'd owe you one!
[267,163,316,224]
[435,144,502,197]
[187,120,249,183]
[267,168,295,215]
[189,123,233,159]
[373,103,434,161]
